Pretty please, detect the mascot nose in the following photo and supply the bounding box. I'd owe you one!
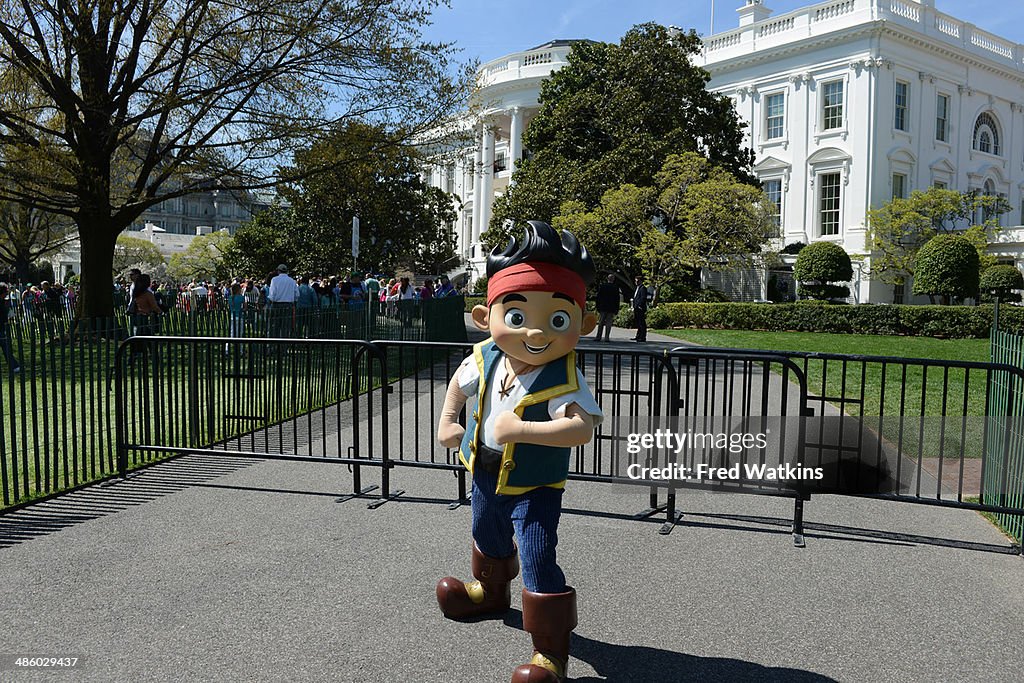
[525,328,549,344]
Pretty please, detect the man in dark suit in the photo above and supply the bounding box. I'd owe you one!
[631,275,650,342]
[593,274,620,341]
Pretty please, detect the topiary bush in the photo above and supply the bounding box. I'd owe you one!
[794,242,853,300]
[912,234,980,303]
[980,264,1023,303]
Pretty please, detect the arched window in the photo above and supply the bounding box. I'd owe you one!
[974,113,1001,155]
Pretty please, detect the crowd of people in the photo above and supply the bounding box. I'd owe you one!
[123,265,465,339]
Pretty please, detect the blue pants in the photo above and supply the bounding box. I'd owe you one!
[471,467,566,594]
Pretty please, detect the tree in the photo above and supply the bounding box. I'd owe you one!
[487,23,754,246]
[0,201,74,282]
[980,264,1024,303]
[912,234,980,304]
[0,1,472,317]
[866,187,1008,285]
[275,120,457,275]
[794,242,854,300]
[113,236,164,276]
[225,207,302,277]
[553,153,773,298]
[168,231,234,283]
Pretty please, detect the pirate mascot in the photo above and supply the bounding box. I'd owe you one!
[436,221,601,683]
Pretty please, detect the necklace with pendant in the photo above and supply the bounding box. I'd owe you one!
[498,359,516,399]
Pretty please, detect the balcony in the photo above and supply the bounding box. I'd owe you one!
[477,44,574,90]
[700,0,1024,74]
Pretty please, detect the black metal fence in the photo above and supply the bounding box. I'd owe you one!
[0,297,467,509]
[111,337,1024,551]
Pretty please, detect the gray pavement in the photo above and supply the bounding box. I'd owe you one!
[1,318,1023,682]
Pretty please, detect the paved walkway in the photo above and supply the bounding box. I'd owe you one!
[1,318,1023,681]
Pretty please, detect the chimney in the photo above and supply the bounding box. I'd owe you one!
[737,0,772,27]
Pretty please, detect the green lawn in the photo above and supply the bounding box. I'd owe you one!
[658,328,1000,460]
[658,329,989,363]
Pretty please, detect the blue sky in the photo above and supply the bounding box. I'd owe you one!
[420,1,1024,65]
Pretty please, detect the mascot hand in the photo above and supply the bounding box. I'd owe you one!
[438,422,465,448]
[493,411,523,445]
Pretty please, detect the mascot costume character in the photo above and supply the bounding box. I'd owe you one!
[436,221,601,682]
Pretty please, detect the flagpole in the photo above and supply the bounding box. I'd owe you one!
[710,0,715,35]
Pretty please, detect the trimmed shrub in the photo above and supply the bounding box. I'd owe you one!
[794,242,853,300]
[980,264,1024,303]
[912,234,980,302]
[646,306,672,329]
[781,241,807,255]
[613,302,634,328]
[643,301,1019,338]
[472,275,488,296]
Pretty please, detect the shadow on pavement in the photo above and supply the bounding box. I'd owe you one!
[570,632,838,682]
[0,455,256,549]
[500,610,836,682]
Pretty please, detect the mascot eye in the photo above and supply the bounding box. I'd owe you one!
[549,310,571,332]
[504,308,526,328]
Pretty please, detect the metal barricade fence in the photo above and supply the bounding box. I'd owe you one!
[109,338,1024,552]
[113,336,390,502]
[671,346,1024,549]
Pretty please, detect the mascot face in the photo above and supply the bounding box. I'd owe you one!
[473,290,595,366]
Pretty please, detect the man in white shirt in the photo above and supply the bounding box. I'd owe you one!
[267,264,298,337]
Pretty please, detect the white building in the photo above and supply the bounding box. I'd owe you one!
[701,0,1024,302]
[53,188,279,278]
[439,0,1024,301]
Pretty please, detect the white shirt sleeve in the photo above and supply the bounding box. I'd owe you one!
[548,368,603,427]
[456,356,479,397]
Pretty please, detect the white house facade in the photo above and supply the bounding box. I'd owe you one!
[435,0,1024,301]
[701,0,1024,303]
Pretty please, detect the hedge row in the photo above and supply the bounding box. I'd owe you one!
[463,297,1021,338]
[645,302,1023,339]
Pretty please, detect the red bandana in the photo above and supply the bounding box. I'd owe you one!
[486,263,586,309]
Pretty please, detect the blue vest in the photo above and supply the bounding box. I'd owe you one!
[459,339,578,495]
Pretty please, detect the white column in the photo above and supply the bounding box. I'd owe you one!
[480,124,496,239]
[471,124,484,248]
[509,107,524,177]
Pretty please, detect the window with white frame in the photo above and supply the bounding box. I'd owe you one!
[764,93,785,140]
[819,172,842,236]
[822,81,844,130]
[894,81,909,131]
[935,94,949,142]
[762,179,783,234]
[892,173,907,200]
[974,113,1001,155]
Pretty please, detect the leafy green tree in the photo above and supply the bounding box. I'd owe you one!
[0,1,471,317]
[912,234,980,304]
[488,23,754,246]
[113,236,164,276]
[553,153,773,298]
[278,121,457,274]
[225,207,302,277]
[980,264,1024,303]
[794,242,854,300]
[867,187,1008,285]
[168,231,234,283]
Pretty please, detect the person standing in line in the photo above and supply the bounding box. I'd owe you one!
[594,274,620,342]
[0,283,21,373]
[267,264,298,337]
[631,275,650,343]
[295,275,319,338]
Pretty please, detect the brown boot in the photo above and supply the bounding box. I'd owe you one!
[510,587,577,683]
[436,543,519,620]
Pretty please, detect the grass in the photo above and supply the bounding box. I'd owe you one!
[658,328,1002,461]
[658,329,990,363]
